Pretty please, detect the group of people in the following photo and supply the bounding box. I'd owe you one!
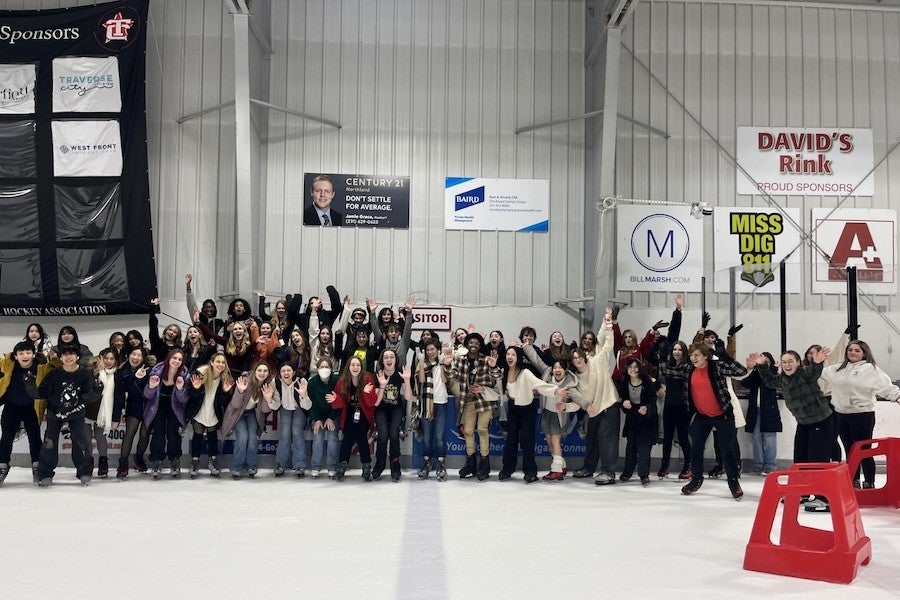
[1,283,898,508]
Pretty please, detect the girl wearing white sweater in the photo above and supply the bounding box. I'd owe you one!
[820,340,900,488]
[496,346,568,483]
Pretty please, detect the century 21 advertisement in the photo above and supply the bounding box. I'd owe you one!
[302,172,410,229]
[713,207,802,293]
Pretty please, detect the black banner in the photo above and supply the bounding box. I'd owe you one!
[303,172,410,228]
[0,0,156,316]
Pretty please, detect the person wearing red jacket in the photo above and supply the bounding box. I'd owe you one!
[331,356,377,481]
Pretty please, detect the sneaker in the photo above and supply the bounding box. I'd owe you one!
[681,477,704,495]
[295,468,306,479]
[708,464,724,479]
[594,473,616,486]
[0,463,9,486]
[97,456,109,478]
[641,477,651,487]
[657,467,669,479]
[804,498,830,512]
[678,469,692,480]
[310,469,320,479]
[727,478,743,500]
[542,471,565,482]
[274,464,286,477]
[524,473,539,484]
[572,468,594,478]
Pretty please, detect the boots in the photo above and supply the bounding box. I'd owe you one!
[97,456,109,478]
[189,458,200,479]
[390,458,401,482]
[436,457,447,481]
[681,476,704,495]
[0,463,9,486]
[543,455,565,482]
[362,463,372,482]
[208,456,221,477]
[727,477,744,501]
[708,463,724,479]
[116,457,129,480]
[476,455,491,481]
[133,455,147,473]
[336,461,347,481]
[458,454,477,479]
[372,459,385,481]
[418,456,431,479]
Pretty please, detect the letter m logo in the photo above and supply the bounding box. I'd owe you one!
[647,229,674,258]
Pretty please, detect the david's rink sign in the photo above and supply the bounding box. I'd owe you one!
[736,127,874,196]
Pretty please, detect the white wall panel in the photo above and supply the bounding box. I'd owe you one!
[618,0,900,320]
[263,0,585,309]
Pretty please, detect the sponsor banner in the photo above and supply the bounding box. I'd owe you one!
[52,119,122,176]
[713,207,802,293]
[811,208,897,294]
[616,206,704,292]
[0,0,156,316]
[410,306,452,332]
[52,55,121,112]
[302,172,409,228]
[444,177,550,232]
[0,63,35,113]
[736,127,874,196]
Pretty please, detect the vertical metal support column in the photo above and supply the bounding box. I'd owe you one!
[729,267,737,330]
[590,28,621,332]
[779,260,787,356]
[847,266,859,341]
[232,12,254,297]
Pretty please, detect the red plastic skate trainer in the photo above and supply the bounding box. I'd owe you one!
[846,438,900,508]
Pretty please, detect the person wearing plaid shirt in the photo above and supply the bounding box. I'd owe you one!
[443,332,497,480]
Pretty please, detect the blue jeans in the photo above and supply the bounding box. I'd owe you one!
[276,408,308,469]
[231,411,259,472]
[421,403,447,466]
[312,425,339,471]
[752,427,777,471]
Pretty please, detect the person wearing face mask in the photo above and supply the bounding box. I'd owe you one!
[819,340,900,490]
[750,347,835,511]
[143,349,190,479]
[306,358,341,478]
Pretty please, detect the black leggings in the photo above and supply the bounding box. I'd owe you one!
[660,404,691,471]
[340,412,371,463]
[837,411,876,484]
[120,415,149,460]
[0,403,42,463]
[190,421,220,458]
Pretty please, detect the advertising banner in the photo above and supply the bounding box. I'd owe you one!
[0,0,156,316]
[0,63,35,113]
[444,177,550,232]
[811,208,897,294]
[302,172,409,228]
[616,206,704,292]
[736,127,874,196]
[713,207,802,293]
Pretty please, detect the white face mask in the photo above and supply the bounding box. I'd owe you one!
[317,367,331,381]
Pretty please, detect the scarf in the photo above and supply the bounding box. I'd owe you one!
[419,359,438,420]
[95,368,118,434]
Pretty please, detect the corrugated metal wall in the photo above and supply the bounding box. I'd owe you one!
[262,0,586,308]
[616,0,900,313]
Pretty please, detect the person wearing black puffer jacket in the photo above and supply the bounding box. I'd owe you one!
[741,351,782,475]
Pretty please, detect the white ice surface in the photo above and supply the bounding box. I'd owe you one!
[1,467,898,600]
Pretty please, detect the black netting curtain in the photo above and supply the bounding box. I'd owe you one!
[0,0,156,316]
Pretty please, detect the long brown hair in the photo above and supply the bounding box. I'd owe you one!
[837,340,875,371]
[248,363,273,399]
[162,349,185,382]
[338,356,367,402]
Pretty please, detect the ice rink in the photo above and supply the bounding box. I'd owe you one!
[1,466,898,599]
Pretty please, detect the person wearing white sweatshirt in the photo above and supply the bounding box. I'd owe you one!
[819,339,900,488]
